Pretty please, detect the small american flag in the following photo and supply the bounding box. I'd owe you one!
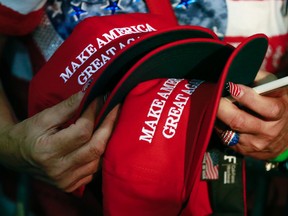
[202,151,219,180]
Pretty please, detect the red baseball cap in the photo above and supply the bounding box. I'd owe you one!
[28,11,268,208]
[28,13,218,117]
[100,34,268,215]
[27,12,220,197]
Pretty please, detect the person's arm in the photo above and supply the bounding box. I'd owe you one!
[0,88,120,192]
[0,35,22,166]
[0,36,120,192]
[0,35,17,125]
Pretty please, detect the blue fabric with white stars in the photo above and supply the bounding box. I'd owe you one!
[46,0,227,40]
[172,0,227,38]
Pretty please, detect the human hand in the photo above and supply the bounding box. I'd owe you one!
[216,75,288,160]
[0,92,120,192]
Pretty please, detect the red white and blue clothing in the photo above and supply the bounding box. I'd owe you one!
[0,0,287,74]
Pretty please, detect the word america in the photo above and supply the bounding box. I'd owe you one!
[59,23,157,84]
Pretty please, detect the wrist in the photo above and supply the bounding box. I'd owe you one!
[0,123,31,172]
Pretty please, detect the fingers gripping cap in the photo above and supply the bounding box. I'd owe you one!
[27,12,220,197]
[101,35,269,215]
[27,10,268,202]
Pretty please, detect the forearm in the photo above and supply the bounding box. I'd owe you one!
[0,35,24,170]
[0,85,18,125]
[0,35,18,126]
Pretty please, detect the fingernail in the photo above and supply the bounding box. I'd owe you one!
[226,82,242,97]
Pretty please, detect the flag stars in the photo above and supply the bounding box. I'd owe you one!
[176,0,197,9]
[48,0,63,18]
[69,3,88,21]
[103,0,123,14]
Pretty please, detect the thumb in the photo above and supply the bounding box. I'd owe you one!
[36,91,84,129]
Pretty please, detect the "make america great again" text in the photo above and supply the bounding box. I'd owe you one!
[139,79,204,144]
[59,23,156,85]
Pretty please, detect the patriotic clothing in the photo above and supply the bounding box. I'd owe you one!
[0,0,287,74]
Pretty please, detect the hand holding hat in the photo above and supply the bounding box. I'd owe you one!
[28,5,269,211]
[0,91,119,192]
[28,12,220,196]
[99,34,268,215]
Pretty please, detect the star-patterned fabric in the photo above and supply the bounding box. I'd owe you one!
[45,0,227,40]
[45,0,148,39]
[33,0,228,60]
[0,0,287,73]
[172,0,227,38]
